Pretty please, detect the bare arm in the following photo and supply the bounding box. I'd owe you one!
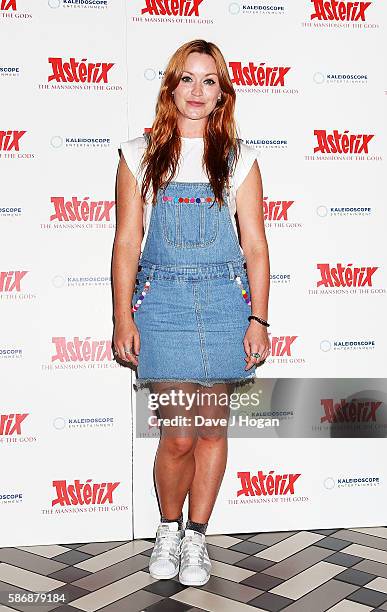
[111,152,144,364]
[236,159,270,320]
[235,159,271,368]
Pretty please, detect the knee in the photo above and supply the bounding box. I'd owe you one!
[161,435,197,457]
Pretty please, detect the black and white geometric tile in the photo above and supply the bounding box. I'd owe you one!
[2,527,387,611]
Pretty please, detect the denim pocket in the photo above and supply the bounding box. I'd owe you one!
[161,199,219,248]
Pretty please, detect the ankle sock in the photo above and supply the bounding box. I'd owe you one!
[161,512,183,530]
[185,518,208,535]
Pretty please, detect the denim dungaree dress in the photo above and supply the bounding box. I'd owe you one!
[131,135,257,389]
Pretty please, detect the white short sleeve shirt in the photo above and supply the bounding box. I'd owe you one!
[120,135,258,254]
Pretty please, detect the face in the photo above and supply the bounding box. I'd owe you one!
[172,52,222,124]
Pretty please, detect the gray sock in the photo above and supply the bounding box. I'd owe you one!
[185,518,208,535]
[161,512,183,530]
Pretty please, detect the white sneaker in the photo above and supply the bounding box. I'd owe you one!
[148,521,183,579]
[178,528,212,586]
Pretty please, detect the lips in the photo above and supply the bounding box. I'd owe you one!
[187,101,205,106]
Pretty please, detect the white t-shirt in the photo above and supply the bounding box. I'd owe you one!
[120,136,258,254]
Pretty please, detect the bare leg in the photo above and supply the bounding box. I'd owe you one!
[152,382,199,520]
[188,383,233,523]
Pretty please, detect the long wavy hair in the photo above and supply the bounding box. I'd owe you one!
[140,39,240,209]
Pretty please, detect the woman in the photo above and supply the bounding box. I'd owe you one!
[113,39,270,586]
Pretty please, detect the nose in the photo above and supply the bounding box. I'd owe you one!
[191,81,203,97]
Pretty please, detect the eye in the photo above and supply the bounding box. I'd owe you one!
[181,74,215,85]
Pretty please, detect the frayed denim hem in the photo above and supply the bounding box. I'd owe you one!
[133,376,256,390]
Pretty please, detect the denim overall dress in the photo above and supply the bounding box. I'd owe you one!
[131,136,257,389]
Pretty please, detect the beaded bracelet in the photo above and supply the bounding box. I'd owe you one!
[248,315,270,327]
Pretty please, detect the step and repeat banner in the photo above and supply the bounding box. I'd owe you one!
[1,0,386,546]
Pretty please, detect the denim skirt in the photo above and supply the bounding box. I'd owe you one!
[131,261,257,389]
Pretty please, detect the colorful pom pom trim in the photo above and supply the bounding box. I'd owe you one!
[235,276,251,306]
[131,275,251,313]
[131,278,151,313]
[162,196,213,204]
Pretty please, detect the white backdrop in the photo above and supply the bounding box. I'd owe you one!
[0,0,133,547]
[0,0,386,546]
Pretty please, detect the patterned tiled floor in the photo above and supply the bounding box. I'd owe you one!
[2,528,387,611]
